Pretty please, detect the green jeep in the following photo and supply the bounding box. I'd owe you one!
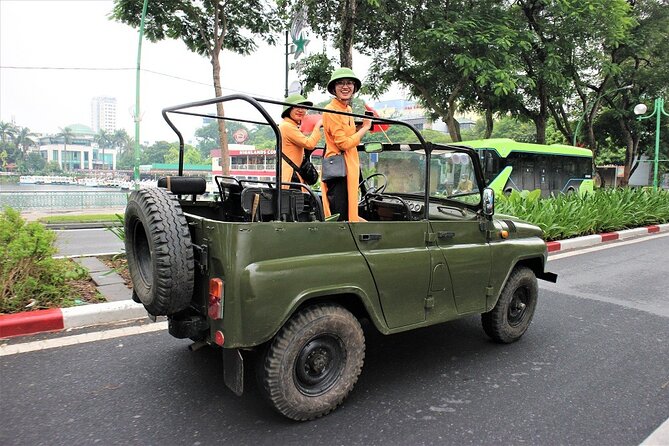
[124,95,557,421]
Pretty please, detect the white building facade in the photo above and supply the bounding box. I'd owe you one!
[91,96,117,133]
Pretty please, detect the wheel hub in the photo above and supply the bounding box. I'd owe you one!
[294,335,345,396]
[508,288,528,327]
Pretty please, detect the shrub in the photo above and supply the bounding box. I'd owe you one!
[0,207,91,313]
[497,188,669,241]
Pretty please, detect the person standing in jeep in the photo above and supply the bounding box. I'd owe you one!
[321,67,372,221]
[279,93,322,189]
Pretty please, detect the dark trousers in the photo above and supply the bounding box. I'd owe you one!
[325,176,349,221]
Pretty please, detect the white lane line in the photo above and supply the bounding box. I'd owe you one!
[640,416,669,445]
[0,322,168,356]
[549,232,669,261]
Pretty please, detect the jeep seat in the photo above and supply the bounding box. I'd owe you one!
[240,187,311,222]
[157,176,207,196]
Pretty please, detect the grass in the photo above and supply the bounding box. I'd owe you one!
[37,214,119,224]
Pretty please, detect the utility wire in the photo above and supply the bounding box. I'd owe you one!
[0,65,269,97]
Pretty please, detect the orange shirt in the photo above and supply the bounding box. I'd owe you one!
[322,98,362,221]
[278,117,321,187]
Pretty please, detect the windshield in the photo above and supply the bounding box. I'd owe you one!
[359,148,481,206]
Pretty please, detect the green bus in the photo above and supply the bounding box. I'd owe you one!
[458,138,594,197]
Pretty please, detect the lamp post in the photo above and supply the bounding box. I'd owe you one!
[634,98,669,191]
[573,85,632,147]
[133,0,149,190]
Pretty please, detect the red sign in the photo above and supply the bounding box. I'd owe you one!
[233,128,249,143]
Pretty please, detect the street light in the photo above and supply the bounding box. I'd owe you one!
[133,0,149,190]
[573,85,633,147]
[634,97,669,191]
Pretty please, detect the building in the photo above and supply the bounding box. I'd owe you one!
[371,99,476,132]
[211,144,276,182]
[37,124,117,171]
[91,96,117,133]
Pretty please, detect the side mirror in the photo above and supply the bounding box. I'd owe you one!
[482,187,494,219]
[364,142,383,153]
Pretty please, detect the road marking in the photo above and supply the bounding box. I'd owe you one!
[0,321,168,356]
[548,232,669,261]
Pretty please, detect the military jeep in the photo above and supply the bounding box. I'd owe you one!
[124,95,557,421]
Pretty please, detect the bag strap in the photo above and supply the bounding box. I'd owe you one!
[281,152,303,171]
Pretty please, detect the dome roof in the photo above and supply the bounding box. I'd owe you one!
[65,123,96,136]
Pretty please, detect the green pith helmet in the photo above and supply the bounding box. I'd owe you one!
[327,67,362,95]
[281,93,313,118]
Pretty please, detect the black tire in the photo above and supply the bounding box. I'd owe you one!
[482,267,538,343]
[260,304,365,421]
[124,188,194,316]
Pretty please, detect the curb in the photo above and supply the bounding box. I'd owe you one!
[546,223,669,253]
[2,223,669,339]
[0,301,146,338]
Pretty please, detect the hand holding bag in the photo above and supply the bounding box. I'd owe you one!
[321,153,347,182]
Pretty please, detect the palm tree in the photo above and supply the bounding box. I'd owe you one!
[113,129,134,170]
[0,121,16,144]
[13,127,37,161]
[57,127,75,170]
[95,129,113,170]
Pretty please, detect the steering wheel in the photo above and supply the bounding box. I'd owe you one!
[359,173,388,205]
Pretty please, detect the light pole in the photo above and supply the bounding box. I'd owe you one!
[133,0,149,190]
[634,98,669,191]
[573,85,632,147]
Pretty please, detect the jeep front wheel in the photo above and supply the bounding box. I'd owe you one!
[482,267,538,343]
[259,304,365,421]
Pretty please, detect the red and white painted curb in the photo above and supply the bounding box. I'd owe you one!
[2,223,668,339]
[0,301,146,339]
[546,223,669,253]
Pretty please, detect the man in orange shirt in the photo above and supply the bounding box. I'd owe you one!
[279,94,322,189]
[321,68,372,221]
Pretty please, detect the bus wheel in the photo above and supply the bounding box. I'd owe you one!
[503,188,513,196]
[566,187,576,194]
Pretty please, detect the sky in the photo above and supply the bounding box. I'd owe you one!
[0,0,400,144]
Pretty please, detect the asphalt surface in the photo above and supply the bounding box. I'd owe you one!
[1,235,668,445]
[54,228,123,257]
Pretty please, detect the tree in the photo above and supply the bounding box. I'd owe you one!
[141,141,171,165]
[13,127,37,161]
[95,129,113,170]
[165,144,203,165]
[112,0,281,175]
[365,0,522,142]
[56,127,74,171]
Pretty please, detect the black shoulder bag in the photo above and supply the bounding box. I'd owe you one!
[281,152,319,186]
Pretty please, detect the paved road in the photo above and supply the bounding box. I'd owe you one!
[2,234,668,445]
[54,228,123,257]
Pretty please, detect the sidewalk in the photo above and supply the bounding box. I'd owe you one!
[20,206,127,222]
[1,223,668,339]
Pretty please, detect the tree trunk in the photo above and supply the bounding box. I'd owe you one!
[338,0,356,68]
[446,110,462,142]
[484,108,493,139]
[211,54,229,175]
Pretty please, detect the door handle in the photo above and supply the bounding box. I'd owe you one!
[359,233,382,241]
[437,231,455,240]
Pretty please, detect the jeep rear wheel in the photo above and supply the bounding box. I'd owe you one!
[124,187,194,316]
[482,267,538,343]
[260,304,365,421]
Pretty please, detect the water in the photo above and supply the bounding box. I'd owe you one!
[0,183,129,210]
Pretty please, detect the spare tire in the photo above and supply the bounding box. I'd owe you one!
[124,187,194,316]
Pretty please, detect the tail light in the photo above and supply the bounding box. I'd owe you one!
[208,278,223,320]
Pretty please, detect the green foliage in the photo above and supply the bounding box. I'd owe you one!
[497,188,669,241]
[0,208,92,313]
[164,144,204,165]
